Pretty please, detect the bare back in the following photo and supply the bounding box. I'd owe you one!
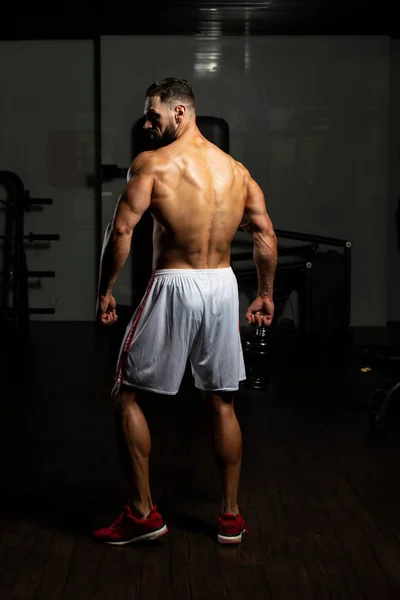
[145,130,248,270]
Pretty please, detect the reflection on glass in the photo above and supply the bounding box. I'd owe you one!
[194,8,221,78]
[245,6,251,72]
[244,3,272,73]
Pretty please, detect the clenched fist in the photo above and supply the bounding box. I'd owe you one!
[245,295,274,327]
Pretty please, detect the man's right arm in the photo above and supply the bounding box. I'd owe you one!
[241,175,278,298]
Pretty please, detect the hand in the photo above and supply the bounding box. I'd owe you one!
[245,295,275,327]
[96,293,118,326]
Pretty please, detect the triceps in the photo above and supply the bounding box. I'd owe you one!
[240,210,252,234]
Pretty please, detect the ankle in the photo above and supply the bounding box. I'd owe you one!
[129,503,152,519]
[221,502,239,516]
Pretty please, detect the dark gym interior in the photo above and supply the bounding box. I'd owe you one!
[2,2,400,598]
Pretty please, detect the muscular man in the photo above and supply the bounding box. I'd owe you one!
[93,78,277,545]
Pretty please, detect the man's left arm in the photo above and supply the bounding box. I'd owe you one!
[96,157,154,325]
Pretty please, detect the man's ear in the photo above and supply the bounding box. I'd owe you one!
[175,104,186,122]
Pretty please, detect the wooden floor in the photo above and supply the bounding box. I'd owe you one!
[1,322,400,599]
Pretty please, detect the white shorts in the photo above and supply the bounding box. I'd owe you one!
[115,267,246,395]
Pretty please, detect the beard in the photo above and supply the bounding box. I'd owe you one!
[145,120,176,149]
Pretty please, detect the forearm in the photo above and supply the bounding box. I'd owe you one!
[253,232,278,297]
[97,222,132,296]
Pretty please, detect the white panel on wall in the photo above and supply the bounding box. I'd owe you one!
[0,40,96,320]
[101,35,390,327]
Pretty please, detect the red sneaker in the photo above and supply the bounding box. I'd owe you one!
[217,507,249,544]
[93,505,168,545]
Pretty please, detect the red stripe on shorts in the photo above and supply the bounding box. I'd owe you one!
[116,271,156,381]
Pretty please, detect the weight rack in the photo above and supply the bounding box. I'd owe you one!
[0,170,60,336]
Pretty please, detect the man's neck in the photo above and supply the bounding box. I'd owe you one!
[175,118,198,141]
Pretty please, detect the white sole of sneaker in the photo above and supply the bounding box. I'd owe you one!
[217,530,244,544]
[104,525,168,545]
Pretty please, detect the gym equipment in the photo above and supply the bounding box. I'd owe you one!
[358,197,400,434]
[360,344,400,433]
[0,170,60,336]
[197,116,229,153]
[232,229,352,391]
[360,198,400,433]
[242,326,270,391]
[100,164,128,181]
[232,228,352,338]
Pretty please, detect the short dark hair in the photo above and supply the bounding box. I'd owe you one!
[145,77,196,111]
